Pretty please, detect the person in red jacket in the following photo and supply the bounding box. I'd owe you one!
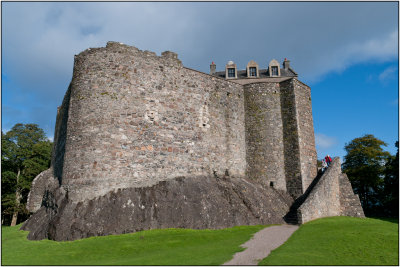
[325,155,332,166]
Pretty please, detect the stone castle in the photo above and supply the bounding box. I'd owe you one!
[22,42,364,241]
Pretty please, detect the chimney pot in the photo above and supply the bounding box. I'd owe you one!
[283,59,290,70]
[210,62,216,75]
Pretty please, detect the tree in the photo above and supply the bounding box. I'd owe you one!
[1,124,52,225]
[381,141,399,217]
[342,134,391,216]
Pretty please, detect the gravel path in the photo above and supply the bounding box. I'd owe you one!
[223,224,299,266]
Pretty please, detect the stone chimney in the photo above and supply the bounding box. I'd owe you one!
[210,62,216,75]
[283,58,290,70]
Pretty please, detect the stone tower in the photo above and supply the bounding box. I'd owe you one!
[212,59,317,199]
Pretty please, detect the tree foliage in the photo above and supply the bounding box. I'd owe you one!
[1,124,52,225]
[382,141,399,217]
[342,134,393,217]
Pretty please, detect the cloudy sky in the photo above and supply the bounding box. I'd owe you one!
[2,2,398,159]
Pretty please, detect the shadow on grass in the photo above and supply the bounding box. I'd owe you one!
[369,217,399,224]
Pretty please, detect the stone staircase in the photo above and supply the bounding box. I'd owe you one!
[283,159,365,225]
[283,169,325,224]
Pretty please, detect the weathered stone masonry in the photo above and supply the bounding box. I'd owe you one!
[45,42,316,204]
[297,157,365,224]
[23,42,364,241]
[61,42,246,202]
[280,78,317,198]
[243,78,317,199]
[244,82,287,192]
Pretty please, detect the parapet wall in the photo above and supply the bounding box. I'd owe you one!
[60,42,246,202]
[297,157,365,224]
[339,173,365,217]
[297,158,341,223]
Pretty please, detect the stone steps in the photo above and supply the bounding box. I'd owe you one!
[283,169,325,224]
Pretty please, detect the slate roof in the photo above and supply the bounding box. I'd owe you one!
[213,67,297,79]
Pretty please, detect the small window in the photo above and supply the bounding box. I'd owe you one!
[270,181,274,187]
[228,68,235,78]
[271,66,278,76]
[249,67,257,77]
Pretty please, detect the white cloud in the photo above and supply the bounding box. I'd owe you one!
[2,2,398,138]
[379,66,398,83]
[303,30,398,82]
[315,133,337,149]
[346,31,398,62]
[3,3,398,84]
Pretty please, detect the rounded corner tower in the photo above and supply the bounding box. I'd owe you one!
[54,41,247,203]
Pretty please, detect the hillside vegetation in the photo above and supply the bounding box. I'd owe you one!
[259,217,398,265]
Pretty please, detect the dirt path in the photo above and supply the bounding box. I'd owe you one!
[223,224,299,266]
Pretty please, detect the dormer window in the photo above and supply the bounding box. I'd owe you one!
[249,67,257,77]
[228,68,235,77]
[268,59,281,77]
[271,66,278,76]
[225,61,237,79]
[246,60,259,78]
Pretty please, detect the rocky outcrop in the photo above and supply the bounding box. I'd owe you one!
[26,168,55,213]
[21,175,293,241]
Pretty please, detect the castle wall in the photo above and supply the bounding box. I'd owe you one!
[244,82,286,191]
[280,79,303,198]
[292,79,317,192]
[280,79,317,199]
[61,42,246,202]
[52,84,72,184]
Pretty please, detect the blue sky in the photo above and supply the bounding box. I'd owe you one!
[2,2,398,160]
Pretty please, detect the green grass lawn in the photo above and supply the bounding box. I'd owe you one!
[3,217,398,266]
[259,216,399,266]
[2,224,267,265]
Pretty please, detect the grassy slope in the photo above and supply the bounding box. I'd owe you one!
[2,224,267,265]
[259,216,399,266]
